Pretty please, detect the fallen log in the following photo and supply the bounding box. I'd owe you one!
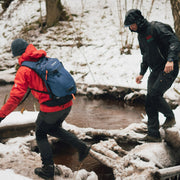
[154,165,180,180]
[0,123,35,139]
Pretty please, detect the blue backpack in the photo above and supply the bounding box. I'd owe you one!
[22,57,76,106]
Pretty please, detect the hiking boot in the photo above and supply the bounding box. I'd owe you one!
[34,165,54,179]
[162,118,176,129]
[142,135,162,142]
[78,145,91,162]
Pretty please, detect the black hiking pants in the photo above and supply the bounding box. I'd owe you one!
[145,61,179,137]
[35,106,87,166]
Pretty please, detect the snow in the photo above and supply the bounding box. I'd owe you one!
[0,169,31,180]
[0,111,38,127]
[0,0,179,179]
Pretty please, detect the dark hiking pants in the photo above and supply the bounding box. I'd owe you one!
[35,106,87,165]
[145,62,179,137]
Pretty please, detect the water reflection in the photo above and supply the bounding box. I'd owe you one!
[0,85,145,130]
[68,96,144,129]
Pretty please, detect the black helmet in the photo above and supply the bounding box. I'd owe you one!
[124,9,144,27]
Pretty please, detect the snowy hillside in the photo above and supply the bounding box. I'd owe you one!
[0,0,179,92]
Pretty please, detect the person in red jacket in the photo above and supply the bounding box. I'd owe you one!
[0,38,90,179]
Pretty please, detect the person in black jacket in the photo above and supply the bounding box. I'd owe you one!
[124,9,180,142]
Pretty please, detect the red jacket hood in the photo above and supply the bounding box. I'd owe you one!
[18,44,47,65]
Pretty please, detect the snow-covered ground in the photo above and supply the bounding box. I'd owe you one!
[0,0,180,179]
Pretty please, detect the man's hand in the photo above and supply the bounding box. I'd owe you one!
[164,61,174,73]
[136,75,143,84]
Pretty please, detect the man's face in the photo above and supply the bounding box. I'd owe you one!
[129,23,138,31]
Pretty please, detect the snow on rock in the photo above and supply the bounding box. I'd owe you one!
[74,169,98,180]
[124,90,146,101]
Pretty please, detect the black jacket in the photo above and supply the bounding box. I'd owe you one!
[138,21,180,75]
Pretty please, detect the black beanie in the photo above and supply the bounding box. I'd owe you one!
[11,38,29,57]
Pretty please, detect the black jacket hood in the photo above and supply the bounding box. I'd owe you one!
[124,9,148,33]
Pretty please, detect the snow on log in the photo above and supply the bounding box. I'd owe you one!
[62,122,180,179]
[154,165,180,180]
[89,139,178,179]
[63,121,147,143]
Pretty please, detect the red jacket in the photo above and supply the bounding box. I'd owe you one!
[0,44,72,118]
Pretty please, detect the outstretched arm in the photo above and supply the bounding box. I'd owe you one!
[0,67,29,118]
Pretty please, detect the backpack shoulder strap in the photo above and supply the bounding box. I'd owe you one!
[21,60,40,75]
[21,58,52,95]
[151,21,175,37]
[18,88,31,106]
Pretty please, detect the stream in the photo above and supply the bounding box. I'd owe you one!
[0,84,145,180]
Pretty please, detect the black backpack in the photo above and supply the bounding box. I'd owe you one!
[151,21,180,61]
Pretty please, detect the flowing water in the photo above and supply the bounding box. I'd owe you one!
[0,85,145,179]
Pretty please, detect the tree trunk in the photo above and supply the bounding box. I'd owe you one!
[45,0,64,27]
[170,0,180,39]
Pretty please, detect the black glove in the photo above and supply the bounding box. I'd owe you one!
[0,117,4,122]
